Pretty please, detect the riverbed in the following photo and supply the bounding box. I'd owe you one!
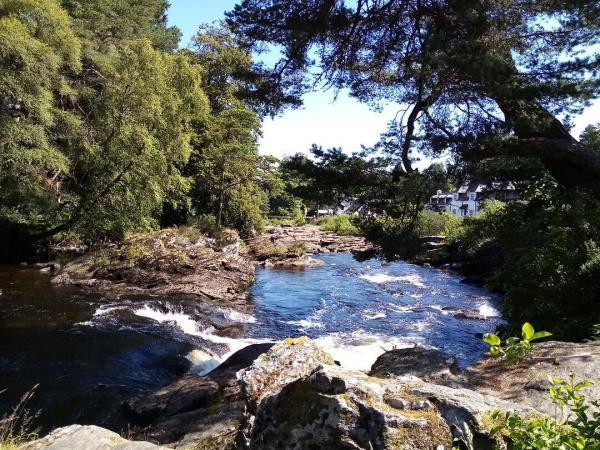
[0,253,502,433]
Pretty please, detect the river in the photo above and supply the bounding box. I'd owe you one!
[0,253,502,434]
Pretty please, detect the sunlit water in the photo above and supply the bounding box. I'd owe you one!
[0,253,501,432]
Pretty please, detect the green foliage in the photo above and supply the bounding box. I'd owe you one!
[454,188,600,340]
[483,323,552,362]
[489,373,600,449]
[415,211,463,240]
[316,215,361,236]
[0,3,275,252]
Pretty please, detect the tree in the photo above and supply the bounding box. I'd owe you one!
[580,123,600,151]
[0,0,81,243]
[227,0,600,196]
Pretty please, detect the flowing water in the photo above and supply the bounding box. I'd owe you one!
[0,253,502,433]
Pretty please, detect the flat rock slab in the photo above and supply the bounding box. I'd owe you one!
[468,341,600,417]
[21,425,167,450]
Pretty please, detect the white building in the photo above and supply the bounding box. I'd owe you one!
[427,180,516,217]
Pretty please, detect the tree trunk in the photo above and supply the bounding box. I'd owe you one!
[469,97,600,197]
[217,170,226,227]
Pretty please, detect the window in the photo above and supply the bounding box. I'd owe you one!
[469,193,476,201]
[453,193,459,201]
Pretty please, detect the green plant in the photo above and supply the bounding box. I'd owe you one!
[316,215,361,236]
[489,373,600,449]
[483,323,552,362]
[0,386,39,448]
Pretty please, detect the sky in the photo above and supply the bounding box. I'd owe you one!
[167,0,600,163]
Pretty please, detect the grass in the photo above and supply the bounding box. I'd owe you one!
[0,387,39,449]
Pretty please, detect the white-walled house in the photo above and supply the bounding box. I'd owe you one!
[427,180,516,217]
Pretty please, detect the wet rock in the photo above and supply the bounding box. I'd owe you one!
[22,425,166,449]
[214,323,247,339]
[268,255,325,270]
[370,347,463,385]
[126,343,274,449]
[249,225,374,257]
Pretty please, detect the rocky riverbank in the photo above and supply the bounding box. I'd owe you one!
[26,338,600,449]
[248,224,374,269]
[50,225,373,306]
[51,228,256,310]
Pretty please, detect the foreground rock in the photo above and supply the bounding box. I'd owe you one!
[126,343,275,448]
[129,339,594,449]
[41,340,598,449]
[21,425,166,450]
[52,228,255,310]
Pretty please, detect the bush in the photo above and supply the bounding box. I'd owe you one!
[316,215,361,236]
[453,191,600,341]
[489,372,600,449]
[416,211,463,239]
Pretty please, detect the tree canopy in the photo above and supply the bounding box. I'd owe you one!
[227,0,600,195]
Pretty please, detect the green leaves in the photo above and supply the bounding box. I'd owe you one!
[522,322,535,340]
[488,373,599,448]
[483,333,501,346]
[482,323,552,362]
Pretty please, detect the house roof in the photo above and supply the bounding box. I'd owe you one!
[457,180,515,194]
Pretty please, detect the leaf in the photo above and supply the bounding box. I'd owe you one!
[575,380,594,390]
[483,333,501,346]
[522,322,535,340]
[531,331,552,341]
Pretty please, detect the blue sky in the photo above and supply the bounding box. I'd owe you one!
[167,0,599,164]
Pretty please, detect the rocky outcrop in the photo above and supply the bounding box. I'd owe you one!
[125,343,275,448]
[250,225,373,259]
[128,339,595,450]
[52,228,256,310]
[21,425,166,450]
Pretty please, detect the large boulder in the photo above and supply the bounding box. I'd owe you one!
[21,425,166,450]
[241,340,534,450]
[369,347,463,386]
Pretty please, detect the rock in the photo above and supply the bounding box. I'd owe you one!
[52,228,256,310]
[126,343,274,449]
[468,341,600,417]
[122,340,599,449]
[370,347,463,386]
[249,225,374,257]
[269,255,325,270]
[240,336,336,411]
[242,341,531,450]
[21,425,166,449]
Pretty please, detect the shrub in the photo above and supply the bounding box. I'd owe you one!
[416,211,463,240]
[316,215,361,236]
[482,322,552,362]
[453,190,600,341]
[489,372,600,449]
